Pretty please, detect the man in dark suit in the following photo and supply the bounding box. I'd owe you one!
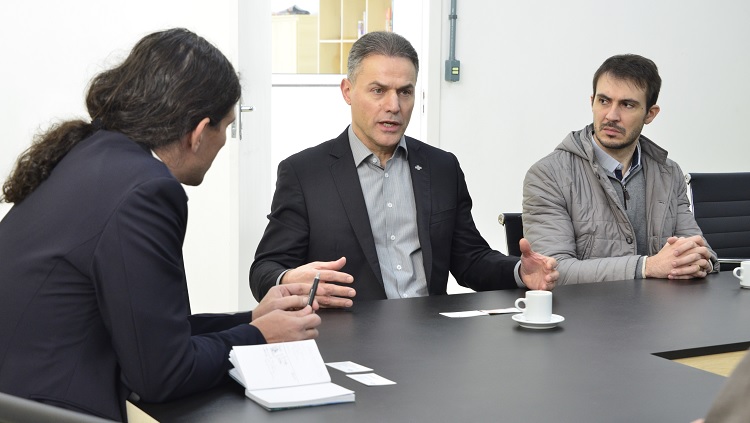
[250,32,558,305]
[0,29,320,421]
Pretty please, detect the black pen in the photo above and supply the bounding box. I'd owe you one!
[307,272,320,307]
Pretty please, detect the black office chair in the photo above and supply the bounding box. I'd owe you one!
[686,172,750,271]
[498,212,523,257]
[0,391,115,423]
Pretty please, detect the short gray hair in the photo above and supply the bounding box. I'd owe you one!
[347,31,419,81]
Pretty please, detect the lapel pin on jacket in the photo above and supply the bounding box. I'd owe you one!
[415,165,422,171]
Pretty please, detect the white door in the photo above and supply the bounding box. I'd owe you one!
[236,0,273,310]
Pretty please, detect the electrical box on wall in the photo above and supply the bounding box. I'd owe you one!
[445,59,460,82]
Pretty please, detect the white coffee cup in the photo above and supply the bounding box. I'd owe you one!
[733,261,750,289]
[514,290,552,322]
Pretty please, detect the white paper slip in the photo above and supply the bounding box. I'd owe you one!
[480,307,521,315]
[347,373,396,386]
[440,310,488,318]
[326,361,373,373]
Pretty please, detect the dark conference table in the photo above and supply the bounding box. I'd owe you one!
[141,272,750,422]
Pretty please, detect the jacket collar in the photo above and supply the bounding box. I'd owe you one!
[561,123,669,165]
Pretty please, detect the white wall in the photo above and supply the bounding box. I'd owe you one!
[432,0,750,268]
[0,0,241,313]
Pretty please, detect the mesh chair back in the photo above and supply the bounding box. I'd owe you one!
[686,172,750,270]
[498,212,523,257]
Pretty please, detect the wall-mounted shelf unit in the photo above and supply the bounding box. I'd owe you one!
[318,0,392,74]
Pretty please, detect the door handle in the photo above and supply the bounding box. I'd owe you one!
[233,104,255,139]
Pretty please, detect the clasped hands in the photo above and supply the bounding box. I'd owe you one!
[645,235,712,279]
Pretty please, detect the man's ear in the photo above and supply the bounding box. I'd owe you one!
[341,78,352,105]
[644,105,660,125]
[187,117,212,153]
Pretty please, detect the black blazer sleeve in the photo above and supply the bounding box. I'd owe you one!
[188,311,255,335]
[250,158,310,300]
[447,158,519,291]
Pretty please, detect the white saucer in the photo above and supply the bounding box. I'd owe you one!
[512,313,564,330]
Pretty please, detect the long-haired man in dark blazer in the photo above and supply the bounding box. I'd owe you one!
[0,28,320,421]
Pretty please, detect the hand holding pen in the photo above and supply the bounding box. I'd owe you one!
[251,283,321,321]
[308,272,321,309]
[250,282,322,342]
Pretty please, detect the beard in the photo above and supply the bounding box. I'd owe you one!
[594,122,641,150]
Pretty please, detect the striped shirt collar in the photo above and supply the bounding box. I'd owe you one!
[348,125,408,167]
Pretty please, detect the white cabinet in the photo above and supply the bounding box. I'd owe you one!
[272,15,319,73]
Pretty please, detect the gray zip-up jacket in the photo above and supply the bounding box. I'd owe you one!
[523,124,718,285]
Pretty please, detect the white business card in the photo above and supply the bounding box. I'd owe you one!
[325,361,373,373]
[440,310,488,318]
[347,373,396,386]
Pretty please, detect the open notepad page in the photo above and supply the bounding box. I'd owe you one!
[229,339,354,410]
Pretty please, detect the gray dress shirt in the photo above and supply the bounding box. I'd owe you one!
[348,127,427,298]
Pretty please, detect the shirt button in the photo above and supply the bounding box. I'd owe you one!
[390,235,396,240]
[626,237,633,244]
[396,265,402,270]
[387,202,393,208]
[385,173,389,178]
[371,157,378,164]
[403,294,409,298]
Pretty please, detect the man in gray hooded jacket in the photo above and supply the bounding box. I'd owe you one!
[523,54,717,285]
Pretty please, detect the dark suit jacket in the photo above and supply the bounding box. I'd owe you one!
[0,131,264,421]
[250,128,520,301]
